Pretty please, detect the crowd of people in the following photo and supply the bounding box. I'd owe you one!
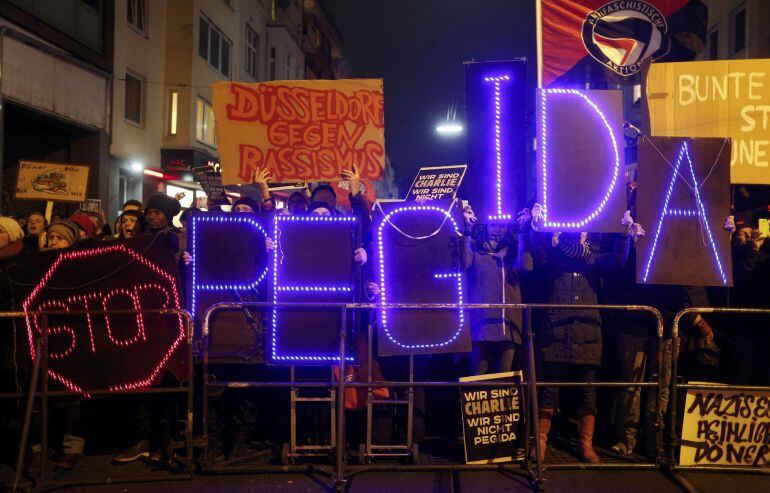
[0,165,768,474]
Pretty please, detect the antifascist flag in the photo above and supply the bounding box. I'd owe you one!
[539,0,707,86]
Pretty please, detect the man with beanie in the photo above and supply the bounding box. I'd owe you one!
[232,196,261,213]
[144,194,181,233]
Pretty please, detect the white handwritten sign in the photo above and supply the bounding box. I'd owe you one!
[646,59,770,185]
[680,384,770,466]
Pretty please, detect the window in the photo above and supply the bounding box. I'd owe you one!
[169,90,179,135]
[731,5,746,55]
[245,24,259,79]
[127,0,147,35]
[199,15,231,77]
[287,54,294,79]
[196,98,217,147]
[708,26,719,60]
[269,47,277,80]
[125,72,143,124]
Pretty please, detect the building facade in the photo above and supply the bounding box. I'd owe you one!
[0,0,391,222]
[0,0,113,219]
[700,0,770,61]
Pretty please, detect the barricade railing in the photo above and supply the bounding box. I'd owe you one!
[201,302,665,492]
[670,307,770,476]
[0,309,195,493]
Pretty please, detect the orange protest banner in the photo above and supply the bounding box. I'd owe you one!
[211,79,386,185]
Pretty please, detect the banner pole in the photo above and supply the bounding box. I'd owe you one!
[44,201,54,223]
[536,0,543,88]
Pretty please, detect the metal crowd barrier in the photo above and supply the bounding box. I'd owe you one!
[201,302,665,493]
[669,307,770,480]
[0,309,195,493]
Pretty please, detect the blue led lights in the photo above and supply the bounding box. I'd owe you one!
[190,214,269,318]
[275,286,352,292]
[433,273,461,279]
[377,205,466,349]
[271,214,358,363]
[642,142,727,285]
[538,88,621,229]
[483,74,512,222]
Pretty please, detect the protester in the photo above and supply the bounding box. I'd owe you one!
[232,196,261,213]
[145,194,181,233]
[43,220,79,250]
[725,209,770,384]
[23,212,47,252]
[26,212,46,237]
[309,184,339,213]
[462,204,533,375]
[122,199,143,213]
[287,191,309,215]
[119,210,146,239]
[68,212,95,239]
[530,205,639,463]
[0,217,24,393]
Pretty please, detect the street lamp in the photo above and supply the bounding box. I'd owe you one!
[435,122,464,135]
[130,161,144,173]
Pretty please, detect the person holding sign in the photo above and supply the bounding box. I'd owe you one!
[461,204,533,375]
[530,204,640,463]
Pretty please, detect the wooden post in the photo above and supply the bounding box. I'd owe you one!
[44,201,53,223]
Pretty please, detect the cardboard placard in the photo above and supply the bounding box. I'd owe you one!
[536,89,626,233]
[374,200,471,356]
[15,161,90,203]
[465,60,527,222]
[679,384,770,466]
[211,79,386,185]
[12,235,185,393]
[406,165,467,202]
[192,164,227,204]
[636,137,733,286]
[188,213,270,358]
[270,215,360,365]
[459,371,525,464]
[646,59,770,185]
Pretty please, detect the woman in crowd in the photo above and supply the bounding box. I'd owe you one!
[119,210,146,239]
[462,205,533,375]
[43,219,79,250]
[530,205,640,463]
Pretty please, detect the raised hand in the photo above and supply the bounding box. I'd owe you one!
[341,164,361,197]
[354,247,368,265]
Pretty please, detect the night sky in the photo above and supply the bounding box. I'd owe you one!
[324,0,537,190]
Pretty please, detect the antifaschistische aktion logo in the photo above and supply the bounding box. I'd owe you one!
[581,0,670,77]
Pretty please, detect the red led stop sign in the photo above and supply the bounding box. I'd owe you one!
[23,244,185,393]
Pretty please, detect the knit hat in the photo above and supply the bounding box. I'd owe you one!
[69,212,95,237]
[308,201,334,215]
[310,184,336,201]
[232,196,261,213]
[46,219,78,245]
[0,216,24,243]
[145,194,182,223]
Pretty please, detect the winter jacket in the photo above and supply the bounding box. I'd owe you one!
[463,234,533,344]
[533,232,629,366]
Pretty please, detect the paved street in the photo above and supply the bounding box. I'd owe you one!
[42,470,769,493]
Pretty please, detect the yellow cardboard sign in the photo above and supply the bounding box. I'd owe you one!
[680,385,770,466]
[211,79,385,185]
[646,59,770,184]
[14,161,90,203]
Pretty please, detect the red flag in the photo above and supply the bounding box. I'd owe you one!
[539,0,703,86]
